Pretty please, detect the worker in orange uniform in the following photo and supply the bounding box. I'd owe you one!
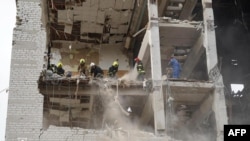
[134,57,145,81]
[78,58,87,76]
[108,59,119,78]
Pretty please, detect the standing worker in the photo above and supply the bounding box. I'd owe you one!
[134,57,145,81]
[89,62,104,79]
[108,59,119,78]
[168,55,181,78]
[78,58,87,76]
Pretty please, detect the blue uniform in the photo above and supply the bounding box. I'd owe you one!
[169,58,181,78]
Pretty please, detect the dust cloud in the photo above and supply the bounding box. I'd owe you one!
[93,71,157,140]
[98,70,215,141]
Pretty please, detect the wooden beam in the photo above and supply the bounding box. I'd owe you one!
[180,34,204,79]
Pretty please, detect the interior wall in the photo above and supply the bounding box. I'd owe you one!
[99,43,130,70]
[50,42,129,76]
[50,42,99,73]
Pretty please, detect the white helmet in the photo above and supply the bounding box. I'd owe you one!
[90,62,95,67]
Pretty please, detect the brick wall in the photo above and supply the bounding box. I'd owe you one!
[5,0,45,140]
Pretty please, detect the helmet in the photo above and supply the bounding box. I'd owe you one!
[57,62,63,67]
[90,62,95,67]
[80,58,85,64]
[113,61,118,67]
[134,57,140,62]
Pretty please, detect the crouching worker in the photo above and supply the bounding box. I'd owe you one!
[56,62,65,76]
[90,62,104,79]
[108,59,119,78]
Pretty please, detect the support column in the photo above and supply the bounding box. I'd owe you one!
[147,0,166,135]
[213,76,228,141]
[202,0,228,141]
[202,0,218,75]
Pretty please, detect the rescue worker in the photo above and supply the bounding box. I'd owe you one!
[78,58,87,76]
[108,59,119,78]
[89,62,104,79]
[48,64,57,73]
[56,62,65,76]
[134,57,145,81]
[168,55,181,78]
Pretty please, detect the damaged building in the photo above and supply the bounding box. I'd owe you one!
[5,0,250,141]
